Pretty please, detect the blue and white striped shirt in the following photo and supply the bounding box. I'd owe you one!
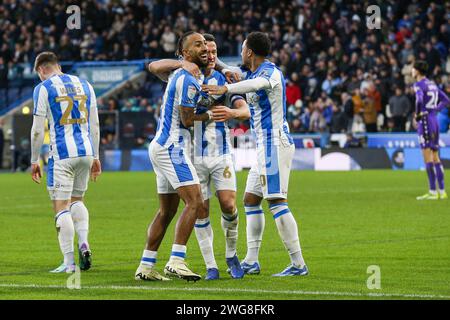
[154,69,202,148]
[194,70,241,157]
[245,61,293,146]
[33,73,96,161]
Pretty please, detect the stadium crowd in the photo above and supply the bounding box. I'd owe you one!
[1,0,449,137]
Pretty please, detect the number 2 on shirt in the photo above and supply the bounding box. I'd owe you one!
[56,95,88,125]
[426,91,438,109]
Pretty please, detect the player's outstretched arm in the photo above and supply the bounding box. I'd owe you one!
[148,59,201,82]
[215,58,243,83]
[211,98,250,122]
[179,106,211,127]
[202,77,271,96]
[30,115,45,184]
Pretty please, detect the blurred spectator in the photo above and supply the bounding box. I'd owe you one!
[341,92,354,132]
[121,98,141,112]
[330,103,348,133]
[388,87,412,132]
[309,99,327,133]
[160,26,177,58]
[0,57,8,105]
[362,89,378,132]
[286,75,302,108]
[401,55,415,85]
[106,98,119,111]
[344,133,363,148]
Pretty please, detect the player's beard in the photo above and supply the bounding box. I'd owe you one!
[192,51,208,68]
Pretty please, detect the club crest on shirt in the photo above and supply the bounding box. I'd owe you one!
[247,92,260,104]
[187,85,197,100]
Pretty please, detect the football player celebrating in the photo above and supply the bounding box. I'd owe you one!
[31,52,101,273]
[144,34,250,280]
[412,60,449,200]
[135,32,209,282]
[203,32,308,277]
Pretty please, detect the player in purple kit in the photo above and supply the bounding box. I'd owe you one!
[412,61,449,200]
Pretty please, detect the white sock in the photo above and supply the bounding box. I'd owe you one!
[194,218,217,269]
[70,201,89,248]
[221,209,239,259]
[141,250,157,268]
[169,244,187,262]
[55,210,75,266]
[244,204,265,264]
[270,202,305,267]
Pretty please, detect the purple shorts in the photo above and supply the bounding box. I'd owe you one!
[417,116,440,150]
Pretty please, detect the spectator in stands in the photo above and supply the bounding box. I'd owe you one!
[341,92,354,132]
[106,98,119,111]
[121,98,141,112]
[286,75,302,109]
[401,55,415,85]
[330,103,348,134]
[287,100,302,123]
[160,26,177,58]
[0,57,8,105]
[344,133,363,148]
[97,97,106,111]
[362,88,378,132]
[388,87,412,132]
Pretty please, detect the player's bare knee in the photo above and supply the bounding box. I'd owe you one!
[219,201,235,214]
[244,192,262,207]
[185,196,202,213]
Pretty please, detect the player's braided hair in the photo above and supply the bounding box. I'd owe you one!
[176,31,197,58]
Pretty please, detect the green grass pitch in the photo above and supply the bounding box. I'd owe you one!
[0,170,449,300]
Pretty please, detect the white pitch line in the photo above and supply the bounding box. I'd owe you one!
[0,283,449,299]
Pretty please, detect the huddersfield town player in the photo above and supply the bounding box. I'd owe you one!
[140,34,250,280]
[135,32,210,282]
[191,34,249,280]
[30,52,101,273]
[203,32,308,276]
[412,61,449,200]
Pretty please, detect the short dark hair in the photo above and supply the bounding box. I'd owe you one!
[176,31,197,58]
[203,33,215,42]
[413,60,428,75]
[34,51,59,71]
[246,32,271,57]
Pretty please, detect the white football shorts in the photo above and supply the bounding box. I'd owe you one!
[245,139,294,200]
[149,140,200,194]
[194,154,237,200]
[47,156,94,200]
